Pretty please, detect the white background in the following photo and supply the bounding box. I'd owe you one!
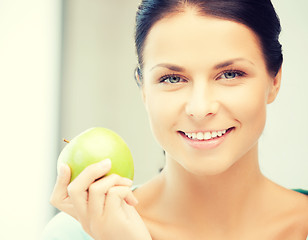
[0,0,307,239]
[0,0,61,239]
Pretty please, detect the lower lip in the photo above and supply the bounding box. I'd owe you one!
[179,128,233,150]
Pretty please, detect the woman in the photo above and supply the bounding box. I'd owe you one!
[43,0,308,239]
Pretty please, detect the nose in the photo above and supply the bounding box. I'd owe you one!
[185,84,220,120]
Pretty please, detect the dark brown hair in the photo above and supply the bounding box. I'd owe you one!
[135,0,283,83]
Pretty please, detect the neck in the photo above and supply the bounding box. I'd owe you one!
[159,144,266,231]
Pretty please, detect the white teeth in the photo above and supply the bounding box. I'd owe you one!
[197,132,204,140]
[204,132,211,140]
[184,129,229,140]
[211,131,218,138]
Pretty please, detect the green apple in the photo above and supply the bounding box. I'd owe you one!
[57,127,134,182]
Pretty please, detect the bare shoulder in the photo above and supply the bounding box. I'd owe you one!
[284,189,308,238]
[289,190,308,228]
[283,188,308,219]
[268,185,308,238]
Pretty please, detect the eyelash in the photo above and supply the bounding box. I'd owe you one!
[158,69,246,84]
[159,74,187,84]
[218,69,246,80]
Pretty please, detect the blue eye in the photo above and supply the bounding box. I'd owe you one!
[160,75,185,83]
[220,70,245,80]
[223,72,237,79]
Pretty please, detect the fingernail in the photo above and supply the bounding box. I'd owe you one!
[57,163,67,176]
[124,178,133,185]
[125,194,139,206]
[100,158,111,168]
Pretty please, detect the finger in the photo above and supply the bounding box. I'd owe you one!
[50,163,71,207]
[70,158,112,192]
[49,164,79,218]
[104,186,139,215]
[88,174,133,217]
[67,159,112,223]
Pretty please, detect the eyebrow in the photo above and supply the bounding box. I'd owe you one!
[214,58,255,69]
[150,63,185,72]
[150,58,254,72]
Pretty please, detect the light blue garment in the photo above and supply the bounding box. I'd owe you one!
[41,212,93,240]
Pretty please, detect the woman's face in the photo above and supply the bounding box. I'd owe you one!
[141,10,281,176]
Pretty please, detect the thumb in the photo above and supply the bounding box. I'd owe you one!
[54,163,71,194]
[50,163,71,206]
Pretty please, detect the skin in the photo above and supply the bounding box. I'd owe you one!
[50,8,308,240]
[135,9,308,239]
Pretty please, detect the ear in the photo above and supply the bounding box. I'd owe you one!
[134,67,143,87]
[267,67,282,104]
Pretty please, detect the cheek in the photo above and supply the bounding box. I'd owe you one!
[144,88,188,154]
[144,90,176,137]
[222,84,268,133]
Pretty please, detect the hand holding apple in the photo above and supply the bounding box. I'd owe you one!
[57,127,134,182]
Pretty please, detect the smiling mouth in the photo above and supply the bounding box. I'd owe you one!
[179,127,235,141]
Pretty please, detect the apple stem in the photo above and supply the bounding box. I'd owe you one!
[63,139,70,143]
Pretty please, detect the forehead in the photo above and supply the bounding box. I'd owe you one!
[143,11,265,72]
